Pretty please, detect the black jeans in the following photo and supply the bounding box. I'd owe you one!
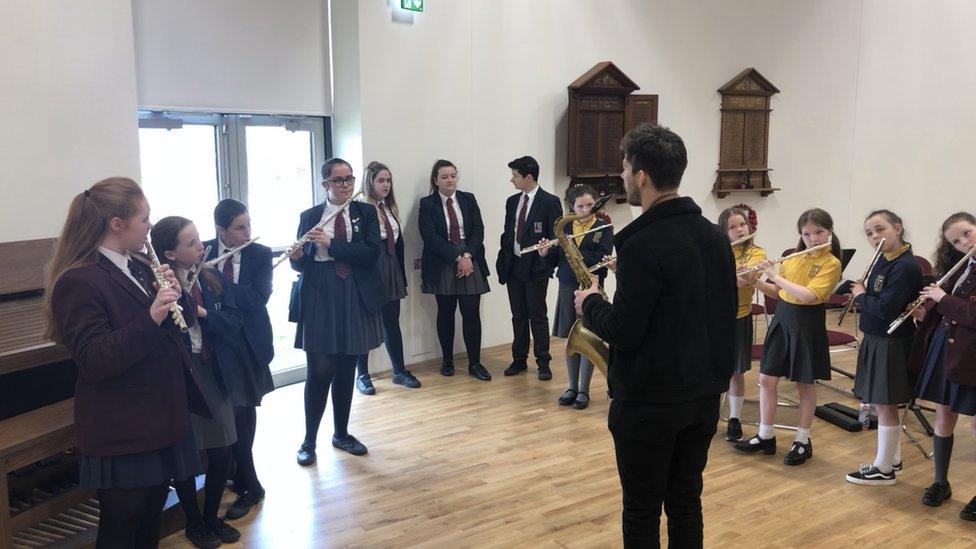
[505,276,551,365]
[356,299,406,377]
[608,395,719,549]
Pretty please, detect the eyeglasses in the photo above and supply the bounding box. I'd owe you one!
[327,176,357,186]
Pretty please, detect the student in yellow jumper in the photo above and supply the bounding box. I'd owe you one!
[733,208,842,466]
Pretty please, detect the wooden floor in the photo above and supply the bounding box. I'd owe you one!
[161,314,976,548]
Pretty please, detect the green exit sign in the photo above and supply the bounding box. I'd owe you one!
[401,0,423,12]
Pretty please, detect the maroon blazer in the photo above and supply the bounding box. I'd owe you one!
[908,268,976,386]
[50,253,208,457]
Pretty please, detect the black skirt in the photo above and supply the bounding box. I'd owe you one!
[79,421,201,490]
[294,261,384,355]
[853,333,914,405]
[552,282,578,338]
[733,315,754,375]
[421,258,489,296]
[760,301,831,383]
[189,353,237,450]
[916,326,976,415]
[378,251,407,301]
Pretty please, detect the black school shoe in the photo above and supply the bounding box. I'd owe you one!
[922,482,952,506]
[558,389,578,406]
[960,497,976,521]
[184,523,221,549]
[206,519,241,544]
[392,370,422,388]
[225,487,265,520]
[725,418,743,441]
[845,465,896,486]
[732,435,776,455]
[440,361,455,376]
[332,434,368,456]
[504,362,527,376]
[296,441,316,466]
[783,440,813,466]
[355,374,375,395]
[538,364,553,381]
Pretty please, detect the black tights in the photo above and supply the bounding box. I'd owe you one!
[174,446,233,528]
[435,294,482,365]
[94,483,169,549]
[231,406,261,493]
[356,299,405,377]
[304,352,357,446]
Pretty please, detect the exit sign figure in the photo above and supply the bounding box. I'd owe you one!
[401,0,423,12]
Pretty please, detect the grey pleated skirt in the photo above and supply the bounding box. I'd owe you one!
[79,421,201,490]
[853,333,914,405]
[916,326,976,415]
[553,282,578,338]
[733,315,754,375]
[189,353,237,450]
[421,259,489,296]
[378,251,407,301]
[760,301,831,383]
[295,261,384,355]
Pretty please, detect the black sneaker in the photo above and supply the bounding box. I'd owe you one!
[355,374,375,395]
[846,465,896,486]
[332,434,368,456]
[296,441,316,466]
[206,518,241,544]
[504,362,527,376]
[783,440,813,466]
[892,461,903,476]
[538,364,553,381]
[225,487,265,520]
[558,389,578,406]
[184,523,221,549]
[960,497,976,521]
[725,418,743,441]
[392,370,422,388]
[922,482,952,506]
[732,435,776,455]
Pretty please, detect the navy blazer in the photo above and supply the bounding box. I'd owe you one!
[190,269,274,406]
[50,253,208,457]
[417,190,490,289]
[205,239,275,367]
[496,187,562,284]
[288,200,385,322]
[554,218,614,287]
[851,247,923,338]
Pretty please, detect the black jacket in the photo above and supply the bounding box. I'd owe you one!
[288,201,386,321]
[418,190,490,288]
[852,247,923,337]
[554,218,614,287]
[205,240,275,368]
[496,188,562,284]
[582,197,737,404]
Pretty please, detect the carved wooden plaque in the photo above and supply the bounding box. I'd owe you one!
[713,68,779,198]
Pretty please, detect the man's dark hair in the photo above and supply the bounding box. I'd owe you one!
[507,155,540,182]
[619,124,687,191]
[214,198,248,230]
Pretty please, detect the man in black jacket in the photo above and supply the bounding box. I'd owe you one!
[575,124,736,548]
[496,156,563,380]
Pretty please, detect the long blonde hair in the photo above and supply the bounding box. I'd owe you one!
[363,161,400,220]
[44,177,146,341]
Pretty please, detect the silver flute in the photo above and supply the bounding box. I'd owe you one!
[143,239,189,332]
[273,191,363,268]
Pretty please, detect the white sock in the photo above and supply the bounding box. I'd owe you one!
[874,425,900,473]
[728,395,745,419]
[894,427,902,465]
[757,424,775,440]
[795,427,811,445]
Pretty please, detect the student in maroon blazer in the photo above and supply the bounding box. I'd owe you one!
[45,177,207,549]
[907,211,976,518]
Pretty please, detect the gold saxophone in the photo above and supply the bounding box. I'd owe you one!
[557,194,612,377]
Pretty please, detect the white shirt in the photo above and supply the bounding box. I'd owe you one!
[217,239,241,284]
[512,185,539,254]
[177,268,203,353]
[377,202,401,242]
[314,199,353,262]
[952,258,976,294]
[99,246,148,296]
[438,191,465,240]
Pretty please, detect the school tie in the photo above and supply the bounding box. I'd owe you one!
[189,282,213,362]
[446,197,461,246]
[379,203,396,256]
[516,193,529,239]
[332,214,351,279]
[126,259,153,295]
[221,253,234,282]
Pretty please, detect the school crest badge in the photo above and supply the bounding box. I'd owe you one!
[873,275,886,292]
[808,265,821,278]
[593,231,603,244]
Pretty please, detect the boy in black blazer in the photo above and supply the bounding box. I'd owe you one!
[496,156,562,380]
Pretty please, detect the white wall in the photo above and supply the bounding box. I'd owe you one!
[132,0,331,115]
[347,0,864,369]
[0,0,141,242]
[848,0,976,270]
